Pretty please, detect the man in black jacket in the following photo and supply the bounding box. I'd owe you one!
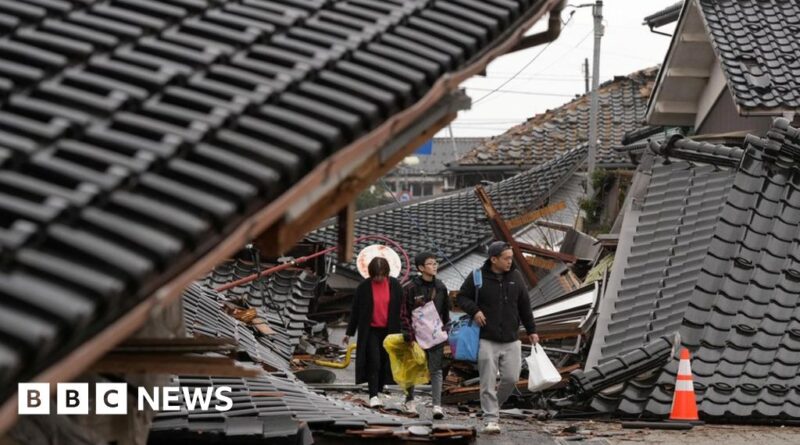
[456,241,538,434]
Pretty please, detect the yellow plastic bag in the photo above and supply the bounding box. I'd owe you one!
[383,334,429,389]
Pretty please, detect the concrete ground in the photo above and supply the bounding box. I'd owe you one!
[319,325,800,445]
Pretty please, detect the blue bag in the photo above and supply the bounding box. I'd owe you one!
[449,269,482,362]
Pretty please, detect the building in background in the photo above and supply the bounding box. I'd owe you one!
[382,137,483,200]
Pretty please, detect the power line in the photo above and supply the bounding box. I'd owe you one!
[468,87,575,97]
[471,10,577,106]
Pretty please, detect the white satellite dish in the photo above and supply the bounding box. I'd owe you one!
[356,244,402,279]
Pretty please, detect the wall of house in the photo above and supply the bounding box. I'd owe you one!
[696,90,773,136]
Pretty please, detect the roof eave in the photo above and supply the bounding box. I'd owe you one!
[0,0,568,433]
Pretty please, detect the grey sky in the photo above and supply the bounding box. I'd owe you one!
[439,0,679,138]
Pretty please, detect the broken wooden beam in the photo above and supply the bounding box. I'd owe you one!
[526,256,558,270]
[506,201,566,229]
[475,185,538,288]
[517,242,578,263]
[534,220,573,232]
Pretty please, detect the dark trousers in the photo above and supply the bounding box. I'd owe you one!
[366,327,390,398]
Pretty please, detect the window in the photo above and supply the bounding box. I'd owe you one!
[423,183,433,195]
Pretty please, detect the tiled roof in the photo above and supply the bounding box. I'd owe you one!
[698,0,800,113]
[451,67,657,169]
[308,144,587,277]
[582,118,800,421]
[643,119,800,420]
[0,0,554,402]
[150,373,435,442]
[528,262,574,309]
[182,263,318,371]
[591,157,737,363]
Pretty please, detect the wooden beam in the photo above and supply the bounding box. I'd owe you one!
[337,202,355,263]
[474,186,538,287]
[517,242,577,263]
[506,201,566,230]
[534,220,572,232]
[526,256,557,270]
[90,354,265,377]
[261,111,458,256]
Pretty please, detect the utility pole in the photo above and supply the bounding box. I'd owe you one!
[583,58,590,93]
[587,1,603,197]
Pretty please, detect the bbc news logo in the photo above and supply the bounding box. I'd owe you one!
[18,383,233,415]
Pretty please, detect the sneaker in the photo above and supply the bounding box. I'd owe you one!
[369,396,383,408]
[432,405,445,420]
[482,422,501,434]
[402,400,417,414]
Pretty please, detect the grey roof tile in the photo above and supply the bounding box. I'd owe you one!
[453,68,657,169]
[0,0,552,403]
[583,118,800,421]
[698,0,800,112]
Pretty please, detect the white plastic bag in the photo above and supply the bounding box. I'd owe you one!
[526,344,561,392]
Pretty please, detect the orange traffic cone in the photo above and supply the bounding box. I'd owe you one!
[669,348,699,421]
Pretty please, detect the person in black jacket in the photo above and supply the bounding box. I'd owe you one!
[456,241,538,434]
[400,251,450,418]
[343,257,403,408]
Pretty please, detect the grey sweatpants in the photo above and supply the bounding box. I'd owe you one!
[406,343,444,406]
[478,339,521,422]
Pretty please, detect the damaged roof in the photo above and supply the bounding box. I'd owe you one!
[698,0,800,113]
[582,118,800,421]
[0,0,563,408]
[183,264,318,371]
[644,119,800,420]
[150,373,445,443]
[308,144,587,281]
[450,67,657,170]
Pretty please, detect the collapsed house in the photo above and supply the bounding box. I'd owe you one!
[149,271,475,443]
[0,0,569,440]
[307,144,588,299]
[573,117,800,422]
[565,0,800,422]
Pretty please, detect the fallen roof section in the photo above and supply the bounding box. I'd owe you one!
[150,373,474,443]
[585,137,741,412]
[581,118,800,422]
[183,264,318,371]
[643,118,800,420]
[0,0,566,428]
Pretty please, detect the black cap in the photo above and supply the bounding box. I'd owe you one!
[414,251,437,268]
[487,241,511,258]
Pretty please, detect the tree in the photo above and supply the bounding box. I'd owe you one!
[356,185,392,210]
